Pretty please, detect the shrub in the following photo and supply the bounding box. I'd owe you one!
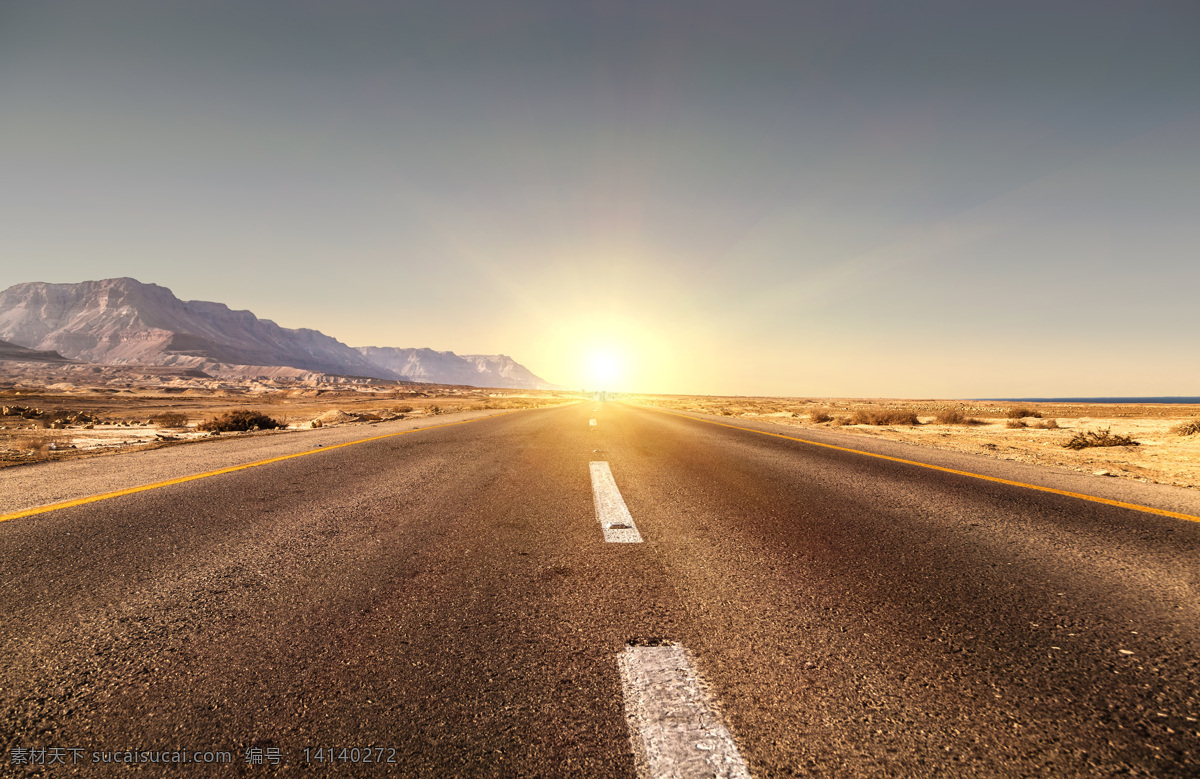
[150,412,189,428]
[810,408,833,423]
[848,409,919,426]
[934,409,984,425]
[427,405,441,415]
[1062,427,1138,450]
[393,405,414,413]
[1032,419,1060,429]
[1005,419,1028,429]
[197,410,284,433]
[13,437,50,460]
[1169,420,1200,436]
[1007,407,1042,419]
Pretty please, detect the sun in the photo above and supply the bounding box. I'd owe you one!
[587,351,622,388]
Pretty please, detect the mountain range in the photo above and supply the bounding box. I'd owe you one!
[0,278,556,389]
[355,347,550,389]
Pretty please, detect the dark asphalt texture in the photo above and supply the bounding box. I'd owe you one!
[2,402,1198,776]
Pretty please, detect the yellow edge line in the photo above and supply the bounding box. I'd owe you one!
[648,406,1200,524]
[0,412,521,524]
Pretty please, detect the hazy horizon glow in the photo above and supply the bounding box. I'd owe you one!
[2,1,1198,396]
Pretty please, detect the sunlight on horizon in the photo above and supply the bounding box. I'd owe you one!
[587,351,622,389]
[546,312,680,393]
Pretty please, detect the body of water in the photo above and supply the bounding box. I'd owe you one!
[978,397,1200,404]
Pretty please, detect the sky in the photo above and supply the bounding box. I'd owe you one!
[2,0,1198,397]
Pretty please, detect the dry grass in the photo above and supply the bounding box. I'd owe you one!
[12,436,50,460]
[1006,419,1028,429]
[1031,419,1060,429]
[934,409,984,425]
[150,411,189,428]
[1007,407,1043,419]
[848,409,919,426]
[1063,428,1139,450]
[810,407,833,423]
[1169,419,1200,436]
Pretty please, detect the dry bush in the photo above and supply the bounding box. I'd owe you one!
[197,410,284,433]
[1169,419,1200,436]
[12,437,50,459]
[1062,428,1138,450]
[810,408,833,423]
[830,416,851,426]
[1007,407,1043,419]
[150,412,189,428]
[393,405,414,413]
[848,409,919,426]
[1005,419,1028,429]
[1032,419,1060,429]
[427,405,441,415]
[934,409,984,425]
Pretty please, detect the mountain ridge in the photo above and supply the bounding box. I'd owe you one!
[0,278,554,389]
[354,347,558,390]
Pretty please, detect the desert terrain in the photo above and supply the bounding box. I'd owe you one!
[4,364,1197,492]
[630,394,1200,490]
[0,362,576,468]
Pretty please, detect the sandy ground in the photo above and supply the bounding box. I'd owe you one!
[0,377,576,468]
[3,374,1196,491]
[630,395,1200,490]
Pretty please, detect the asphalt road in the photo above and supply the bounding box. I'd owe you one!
[2,402,1198,776]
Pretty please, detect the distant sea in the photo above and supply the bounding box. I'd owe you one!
[977,397,1200,404]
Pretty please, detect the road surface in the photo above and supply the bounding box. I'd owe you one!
[2,402,1198,776]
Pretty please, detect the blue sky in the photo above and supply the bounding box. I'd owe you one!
[2,1,1197,395]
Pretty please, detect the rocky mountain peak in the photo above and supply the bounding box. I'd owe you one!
[0,278,554,388]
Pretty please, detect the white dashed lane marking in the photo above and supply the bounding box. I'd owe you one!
[619,643,752,779]
[589,462,643,543]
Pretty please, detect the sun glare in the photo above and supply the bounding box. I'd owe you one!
[549,310,677,393]
[587,351,622,388]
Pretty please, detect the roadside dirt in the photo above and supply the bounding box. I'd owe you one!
[632,395,1200,490]
[0,380,575,468]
